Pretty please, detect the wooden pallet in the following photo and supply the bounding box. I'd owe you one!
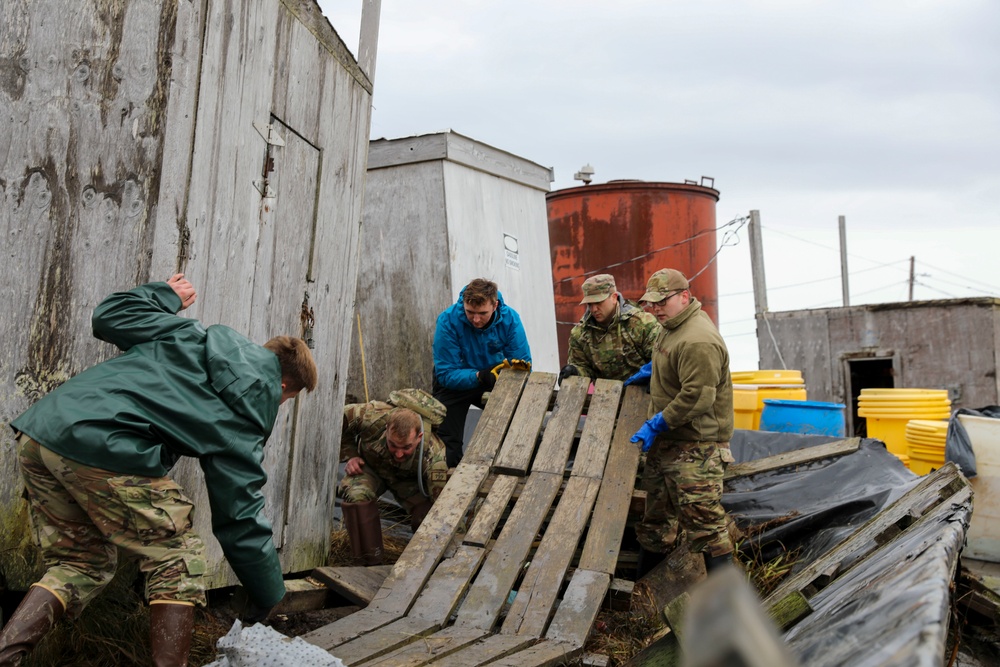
[302,372,649,666]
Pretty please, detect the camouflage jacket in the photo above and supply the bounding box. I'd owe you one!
[341,401,448,500]
[566,296,660,381]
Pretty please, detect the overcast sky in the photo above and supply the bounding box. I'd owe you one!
[318,0,1000,370]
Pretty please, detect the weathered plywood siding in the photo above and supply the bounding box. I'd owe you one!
[1,0,200,588]
[347,159,451,403]
[758,299,1000,410]
[347,132,558,405]
[1,0,376,590]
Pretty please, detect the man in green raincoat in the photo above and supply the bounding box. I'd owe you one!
[0,274,318,667]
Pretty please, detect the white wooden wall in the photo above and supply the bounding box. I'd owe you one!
[1,0,376,590]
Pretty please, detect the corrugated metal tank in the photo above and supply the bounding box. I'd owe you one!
[548,180,721,365]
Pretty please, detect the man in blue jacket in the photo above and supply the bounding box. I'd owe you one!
[0,274,318,667]
[432,278,531,467]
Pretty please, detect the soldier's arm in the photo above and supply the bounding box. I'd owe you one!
[566,328,595,378]
[423,436,450,500]
[92,281,200,351]
[340,404,366,461]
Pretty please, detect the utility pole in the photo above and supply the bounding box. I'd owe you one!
[909,256,915,301]
[748,210,768,315]
[838,215,850,306]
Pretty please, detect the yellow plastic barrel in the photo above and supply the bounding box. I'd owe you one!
[905,419,948,475]
[733,383,807,430]
[857,388,951,464]
[731,369,804,385]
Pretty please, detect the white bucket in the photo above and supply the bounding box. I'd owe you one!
[959,414,1000,562]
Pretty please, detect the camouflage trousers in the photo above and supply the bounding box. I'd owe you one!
[338,466,439,517]
[637,439,735,557]
[17,434,208,618]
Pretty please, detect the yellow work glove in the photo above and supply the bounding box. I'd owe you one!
[509,359,531,372]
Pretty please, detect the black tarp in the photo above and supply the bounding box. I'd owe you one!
[726,430,920,569]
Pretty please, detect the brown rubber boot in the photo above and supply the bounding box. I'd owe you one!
[0,585,65,667]
[342,500,384,565]
[407,496,433,532]
[149,602,194,667]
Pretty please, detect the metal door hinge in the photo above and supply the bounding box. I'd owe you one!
[254,121,286,146]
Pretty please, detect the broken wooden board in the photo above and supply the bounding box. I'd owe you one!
[311,566,392,607]
[724,437,861,481]
[764,461,969,608]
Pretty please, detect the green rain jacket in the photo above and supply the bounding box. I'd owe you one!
[649,297,734,443]
[12,282,286,607]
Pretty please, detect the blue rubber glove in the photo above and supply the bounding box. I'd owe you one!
[630,412,669,452]
[623,362,652,387]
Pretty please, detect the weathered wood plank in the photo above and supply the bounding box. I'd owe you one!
[501,477,602,637]
[463,370,528,465]
[571,379,623,479]
[368,463,489,616]
[530,375,589,475]
[360,626,487,667]
[493,372,557,476]
[408,545,487,623]
[464,474,519,548]
[764,462,969,607]
[417,633,538,667]
[300,607,399,651]
[311,565,392,607]
[455,472,564,631]
[544,569,611,647]
[485,640,580,667]
[328,615,441,665]
[724,438,862,481]
[577,385,648,574]
[683,567,798,667]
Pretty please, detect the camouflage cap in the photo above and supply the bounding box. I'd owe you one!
[580,274,617,304]
[639,268,690,302]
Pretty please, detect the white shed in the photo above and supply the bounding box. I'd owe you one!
[0,0,379,590]
[348,131,559,404]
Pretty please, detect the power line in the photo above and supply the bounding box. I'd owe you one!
[761,225,912,272]
[718,259,909,297]
[552,215,749,288]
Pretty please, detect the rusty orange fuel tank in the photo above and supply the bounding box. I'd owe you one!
[548,180,720,366]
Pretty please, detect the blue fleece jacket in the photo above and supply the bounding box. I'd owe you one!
[433,287,531,391]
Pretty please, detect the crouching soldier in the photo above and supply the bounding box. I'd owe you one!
[0,275,318,667]
[339,390,449,565]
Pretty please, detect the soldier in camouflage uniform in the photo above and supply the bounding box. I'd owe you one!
[1,276,318,667]
[339,390,449,565]
[627,268,736,576]
[560,274,660,383]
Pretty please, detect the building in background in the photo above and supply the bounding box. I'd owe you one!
[757,298,1000,435]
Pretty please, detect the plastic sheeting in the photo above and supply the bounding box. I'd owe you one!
[945,405,1000,478]
[204,621,346,667]
[726,430,920,568]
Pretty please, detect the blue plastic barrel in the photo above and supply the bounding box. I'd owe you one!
[759,399,847,437]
